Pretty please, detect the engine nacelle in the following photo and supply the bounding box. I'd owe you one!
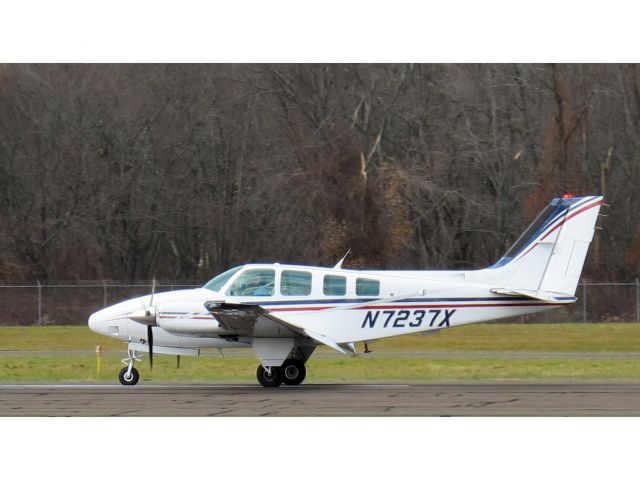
[155,301,228,336]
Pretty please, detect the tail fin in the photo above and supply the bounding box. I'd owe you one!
[488,195,603,298]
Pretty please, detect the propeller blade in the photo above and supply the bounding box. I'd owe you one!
[147,325,154,370]
[150,277,156,307]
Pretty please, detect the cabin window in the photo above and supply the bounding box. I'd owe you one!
[227,269,275,296]
[356,278,380,296]
[323,275,346,296]
[281,270,312,296]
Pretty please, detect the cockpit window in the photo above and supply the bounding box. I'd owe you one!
[203,266,242,292]
[227,269,275,296]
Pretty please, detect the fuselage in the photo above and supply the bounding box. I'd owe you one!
[88,263,572,349]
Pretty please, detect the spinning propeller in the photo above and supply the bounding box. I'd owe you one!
[128,278,157,370]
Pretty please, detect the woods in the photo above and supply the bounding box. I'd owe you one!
[0,64,639,284]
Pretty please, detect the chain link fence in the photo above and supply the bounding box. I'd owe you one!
[0,281,639,326]
[0,283,199,326]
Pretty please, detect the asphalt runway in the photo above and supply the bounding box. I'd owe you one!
[2,382,640,416]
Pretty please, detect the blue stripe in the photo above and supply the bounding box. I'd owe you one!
[513,196,593,258]
[244,296,575,307]
[247,298,378,306]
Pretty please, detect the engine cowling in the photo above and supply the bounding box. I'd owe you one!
[156,301,228,335]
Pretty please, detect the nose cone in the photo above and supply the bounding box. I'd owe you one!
[88,304,130,339]
[88,310,108,335]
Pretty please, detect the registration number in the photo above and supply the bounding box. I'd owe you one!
[360,309,455,329]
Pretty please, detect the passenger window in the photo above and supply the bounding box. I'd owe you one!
[323,275,346,296]
[281,270,312,296]
[356,278,380,296]
[227,269,275,296]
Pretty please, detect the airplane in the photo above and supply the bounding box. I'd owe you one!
[88,194,604,387]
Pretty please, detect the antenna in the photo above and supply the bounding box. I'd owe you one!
[333,249,351,269]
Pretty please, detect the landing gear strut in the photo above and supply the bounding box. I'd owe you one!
[119,349,141,386]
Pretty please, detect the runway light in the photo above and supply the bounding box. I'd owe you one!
[562,193,575,198]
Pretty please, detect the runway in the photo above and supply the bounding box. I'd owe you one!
[1,382,640,416]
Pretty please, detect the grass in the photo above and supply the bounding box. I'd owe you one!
[1,323,640,352]
[3,355,640,383]
[1,323,640,382]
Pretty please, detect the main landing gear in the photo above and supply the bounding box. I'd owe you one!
[256,358,307,388]
[119,349,141,386]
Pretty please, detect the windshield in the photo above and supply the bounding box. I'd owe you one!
[202,266,243,292]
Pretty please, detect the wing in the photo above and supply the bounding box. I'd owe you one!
[203,301,301,336]
[203,301,357,355]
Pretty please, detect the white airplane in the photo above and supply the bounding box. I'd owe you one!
[88,194,604,387]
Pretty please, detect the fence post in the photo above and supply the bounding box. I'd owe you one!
[582,283,587,323]
[636,278,639,323]
[37,281,42,326]
[103,280,108,308]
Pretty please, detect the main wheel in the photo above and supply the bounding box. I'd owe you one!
[118,367,140,386]
[256,365,283,388]
[281,359,306,386]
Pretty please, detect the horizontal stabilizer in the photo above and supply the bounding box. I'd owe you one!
[490,288,575,303]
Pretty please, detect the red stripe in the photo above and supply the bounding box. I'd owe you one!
[162,302,569,317]
[268,302,565,312]
[541,198,603,241]
[356,302,560,309]
[268,306,331,312]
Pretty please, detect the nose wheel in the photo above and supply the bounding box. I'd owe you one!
[118,366,140,385]
[119,349,142,386]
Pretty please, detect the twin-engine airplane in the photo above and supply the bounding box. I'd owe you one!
[89,194,604,387]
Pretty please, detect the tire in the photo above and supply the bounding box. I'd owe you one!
[118,367,140,386]
[256,365,283,388]
[281,359,306,386]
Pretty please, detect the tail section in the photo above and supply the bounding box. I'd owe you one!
[487,195,603,298]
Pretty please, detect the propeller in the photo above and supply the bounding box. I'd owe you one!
[147,278,156,371]
[129,279,157,369]
[147,324,154,371]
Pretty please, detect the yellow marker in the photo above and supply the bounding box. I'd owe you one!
[96,345,102,376]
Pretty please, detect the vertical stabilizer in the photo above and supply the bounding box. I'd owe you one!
[488,195,603,297]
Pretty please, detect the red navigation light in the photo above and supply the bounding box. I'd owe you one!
[562,193,575,199]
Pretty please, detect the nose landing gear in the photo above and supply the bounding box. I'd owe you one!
[119,350,141,386]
